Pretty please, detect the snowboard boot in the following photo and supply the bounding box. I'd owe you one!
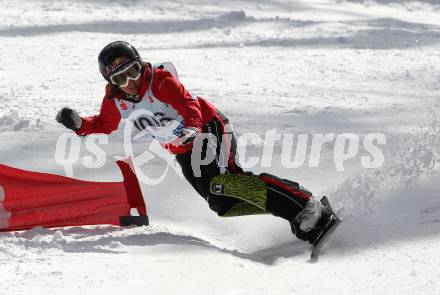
[290,196,336,245]
[295,197,323,232]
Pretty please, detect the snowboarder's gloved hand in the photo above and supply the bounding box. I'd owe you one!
[56,107,83,131]
[180,127,200,144]
[170,127,201,147]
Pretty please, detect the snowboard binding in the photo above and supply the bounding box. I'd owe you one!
[309,196,343,260]
[289,196,342,260]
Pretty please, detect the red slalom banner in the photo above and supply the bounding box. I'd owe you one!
[0,159,148,232]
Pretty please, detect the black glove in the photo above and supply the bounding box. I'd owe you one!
[56,107,83,131]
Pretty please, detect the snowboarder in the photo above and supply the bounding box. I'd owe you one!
[56,41,339,250]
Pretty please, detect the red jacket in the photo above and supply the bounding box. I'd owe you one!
[76,63,218,154]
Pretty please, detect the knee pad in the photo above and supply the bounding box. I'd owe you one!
[210,173,267,209]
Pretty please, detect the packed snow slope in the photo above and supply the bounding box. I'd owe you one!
[1,0,440,294]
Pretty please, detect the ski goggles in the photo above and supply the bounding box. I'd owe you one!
[109,61,142,87]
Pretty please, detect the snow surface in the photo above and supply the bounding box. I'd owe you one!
[1,0,440,294]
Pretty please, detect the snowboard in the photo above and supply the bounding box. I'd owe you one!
[310,196,343,261]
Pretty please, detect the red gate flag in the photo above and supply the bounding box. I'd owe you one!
[0,159,147,231]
